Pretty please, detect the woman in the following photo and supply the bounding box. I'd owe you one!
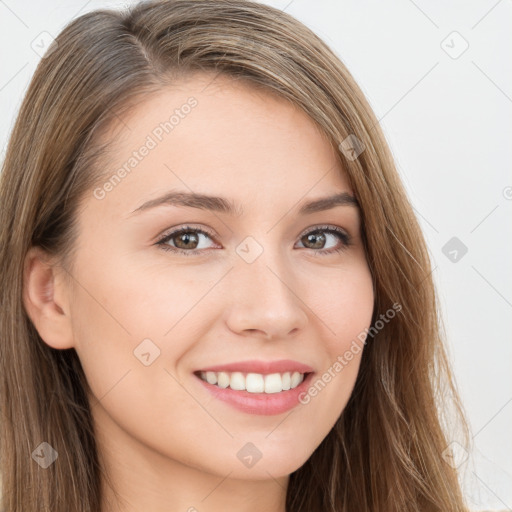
[0,0,470,510]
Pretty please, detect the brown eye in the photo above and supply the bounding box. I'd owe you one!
[296,226,351,255]
[173,231,200,250]
[156,226,217,255]
[301,231,326,250]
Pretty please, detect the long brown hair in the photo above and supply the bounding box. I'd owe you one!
[0,1,470,510]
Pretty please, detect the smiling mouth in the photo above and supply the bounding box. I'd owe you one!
[195,370,309,394]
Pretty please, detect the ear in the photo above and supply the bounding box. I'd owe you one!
[23,246,75,349]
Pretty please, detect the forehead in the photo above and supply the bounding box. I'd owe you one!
[91,72,354,215]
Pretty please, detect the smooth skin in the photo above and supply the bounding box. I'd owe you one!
[23,72,375,512]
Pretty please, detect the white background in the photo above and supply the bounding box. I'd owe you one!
[0,1,510,510]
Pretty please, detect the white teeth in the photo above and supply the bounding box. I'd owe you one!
[281,372,291,390]
[246,373,264,393]
[290,371,302,388]
[198,370,306,393]
[217,372,230,388]
[230,372,245,391]
[264,373,283,394]
[205,371,217,385]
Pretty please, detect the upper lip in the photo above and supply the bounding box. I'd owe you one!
[195,359,314,375]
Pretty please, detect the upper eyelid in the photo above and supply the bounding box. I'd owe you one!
[156,225,216,242]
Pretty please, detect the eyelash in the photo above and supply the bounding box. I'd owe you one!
[155,224,352,257]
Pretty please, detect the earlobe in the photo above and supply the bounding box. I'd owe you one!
[22,247,75,349]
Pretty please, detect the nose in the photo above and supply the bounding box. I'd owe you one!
[224,251,309,340]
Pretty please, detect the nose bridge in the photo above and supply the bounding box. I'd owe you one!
[224,239,308,337]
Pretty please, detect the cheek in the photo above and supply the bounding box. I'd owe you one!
[309,259,375,351]
[70,249,209,343]
[68,251,222,407]
[68,263,210,456]
[299,262,374,412]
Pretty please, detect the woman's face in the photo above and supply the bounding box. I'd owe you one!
[61,73,374,482]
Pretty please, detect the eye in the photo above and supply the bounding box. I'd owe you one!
[156,225,218,256]
[155,224,352,256]
[295,225,352,256]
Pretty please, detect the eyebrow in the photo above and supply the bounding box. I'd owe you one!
[130,190,359,217]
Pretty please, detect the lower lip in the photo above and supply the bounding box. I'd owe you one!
[195,373,314,415]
